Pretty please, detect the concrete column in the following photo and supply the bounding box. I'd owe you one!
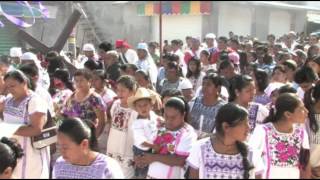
[252,6,270,41]
[202,1,219,38]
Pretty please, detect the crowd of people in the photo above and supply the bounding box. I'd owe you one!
[0,30,320,179]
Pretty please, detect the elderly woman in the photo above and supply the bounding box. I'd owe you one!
[0,70,49,178]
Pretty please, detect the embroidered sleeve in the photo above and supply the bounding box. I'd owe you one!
[176,129,197,157]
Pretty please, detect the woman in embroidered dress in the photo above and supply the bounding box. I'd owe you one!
[53,118,124,179]
[135,97,197,179]
[106,75,138,178]
[304,84,320,178]
[249,93,311,179]
[229,75,269,133]
[187,103,263,179]
[189,73,227,135]
[62,69,106,137]
[0,70,50,178]
[0,137,24,179]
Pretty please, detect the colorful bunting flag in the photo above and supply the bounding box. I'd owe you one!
[137,1,211,16]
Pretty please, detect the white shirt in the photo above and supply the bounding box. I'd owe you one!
[36,86,55,117]
[122,49,139,64]
[131,111,159,151]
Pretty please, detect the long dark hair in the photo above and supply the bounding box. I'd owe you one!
[0,137,24,174]
[186,58,201,79]
[253,69,269,93]
[4,70,32,90]
[58,118,98,152]
[215,103,253,179]
[229,75,254,102]
[53,69,75,91]
[304,83,320,133]
[264,93,301,123]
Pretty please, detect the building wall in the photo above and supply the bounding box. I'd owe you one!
[217,3,253,37]
[152,14,203,43]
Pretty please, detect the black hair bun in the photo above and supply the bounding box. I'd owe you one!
[0,137,24,160]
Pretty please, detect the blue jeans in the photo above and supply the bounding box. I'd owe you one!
[133,145,151,178]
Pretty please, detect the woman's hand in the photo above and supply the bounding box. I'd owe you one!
[135,154,154,168]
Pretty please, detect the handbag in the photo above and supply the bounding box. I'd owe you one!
[25,98,57,149]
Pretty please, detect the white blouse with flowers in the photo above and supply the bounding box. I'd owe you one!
[249,123,309,179]
[147,124,197,179]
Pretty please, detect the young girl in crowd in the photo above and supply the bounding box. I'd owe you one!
[229,75,269,133]
[52,69,74,119]
[253,69,271,105]
[200,50,216,73]
[304,83,320,178]
[187,103,263,179]
[128,87,162,178]
[250,93,311,179]
[0,138,24,179]
[53,118,124,179]
[92,70,117,106]
[186,58,206,92]
[106,75,138,178]
[135,97,197,179]
[271,65,288,84]
[92,70,116,153]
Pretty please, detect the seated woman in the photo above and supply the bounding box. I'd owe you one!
[52,118,124,179]
[0,137,24,179]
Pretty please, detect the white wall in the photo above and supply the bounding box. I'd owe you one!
[218,4,252,37]
[269,10,291,38]
[152,15,202,42]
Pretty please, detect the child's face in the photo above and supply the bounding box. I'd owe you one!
[189,61,198,73]
[92,76,104,90]
[117,84,134,105]
[135,99,152,118]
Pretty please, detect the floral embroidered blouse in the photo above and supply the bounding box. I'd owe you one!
[249,123,310,179]
[147,124,197,179]
[62,91,106,125]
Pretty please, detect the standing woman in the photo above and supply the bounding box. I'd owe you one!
[52,69,74,119]
[0,70,50,178]
[135,97,197,179]
[250,93,311,179]
[186,58,206,92]
[52,118,124,179]
[106,75,138,178]
[62,69,106,137]
[187,103,263,179]
[189,73,227,134]
[253,69,271,105]
[91,70,116,153]
[229,75,269,133]
[304,84,320,178]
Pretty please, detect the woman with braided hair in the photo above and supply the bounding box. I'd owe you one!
[187,103,262,179]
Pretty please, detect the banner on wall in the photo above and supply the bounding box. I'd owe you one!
[137,1,212,16]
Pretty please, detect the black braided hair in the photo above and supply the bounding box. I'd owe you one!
[236,141,254,179]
